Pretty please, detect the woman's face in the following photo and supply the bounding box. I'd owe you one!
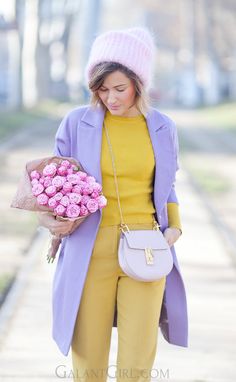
[97,70,140,117]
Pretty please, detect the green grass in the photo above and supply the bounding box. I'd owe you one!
[0,212,38,235]
[188,167,231,194]
[0,99,77,141]
[0,111,42,140]
[178,131,199,152]
[193,102,236,131]
[0,273,13,295]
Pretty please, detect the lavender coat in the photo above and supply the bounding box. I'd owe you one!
[52,104,188,356]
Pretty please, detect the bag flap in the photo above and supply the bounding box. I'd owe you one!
[123,230,169,250]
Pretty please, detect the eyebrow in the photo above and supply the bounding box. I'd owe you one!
[101,84,127,89]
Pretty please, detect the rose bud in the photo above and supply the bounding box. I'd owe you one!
[37,193,49,206]
[42,164,57,177]
[66,204,80,218]
[45,185,57,197]
[54,204,66,216]
[86,199,99,213]
[32,183,44,196]
[30,170,40,180]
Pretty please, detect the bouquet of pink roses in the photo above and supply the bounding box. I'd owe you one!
[11,156,107,262]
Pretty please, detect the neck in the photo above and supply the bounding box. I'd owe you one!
[107,107,142,118]
[121,109,142,117]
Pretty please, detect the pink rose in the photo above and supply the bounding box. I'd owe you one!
[57,166,67,176]
[66,204,80,218]
[68,192,82,204]
[86,199,99,213]
[43,164,57,177]
[60,195,70,207]
[32,183,44,196]
[67,174,80,185]
[61,160,71,168]
[39,176,45,184]
[52,175,66,188]
[79,205,89,217]
[82,184,93,195]
[93,182,102,193]
[48,197,58,208]
[77,180,86,189]
[81,195,90,205]
[86,175,96,184]
[30,170,40,180]
[31,179,39,186]
[72,185,82,194]
[91,191,99,199]
[43,177,52,188]
[54,204,66,216]
[77,171,87,180]
[45,185,57,197]
[63,182,73,193]
[97,195,107,208]
[67,168,73,175]
[54,192,63,202]
[37,193,49,206]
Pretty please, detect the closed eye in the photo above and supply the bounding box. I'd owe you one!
[99,88,126,92]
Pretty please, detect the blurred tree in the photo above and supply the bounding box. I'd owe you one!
[35,0,81,101]
[15,0,81,107]
[135,0,236,106]
[1,0,236,109]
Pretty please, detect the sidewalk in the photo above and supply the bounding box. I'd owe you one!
[0,166,236,381]
[0,115,59,293]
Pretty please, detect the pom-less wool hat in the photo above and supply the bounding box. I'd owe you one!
[85,27,155,88]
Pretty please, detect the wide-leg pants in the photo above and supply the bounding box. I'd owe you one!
[71,223,166,381]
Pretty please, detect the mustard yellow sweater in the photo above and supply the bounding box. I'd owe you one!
[100,110,182,232]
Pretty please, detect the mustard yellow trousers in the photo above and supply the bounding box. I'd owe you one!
[71,223,166,382]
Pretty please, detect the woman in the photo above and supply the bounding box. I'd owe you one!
[39,27,188,381]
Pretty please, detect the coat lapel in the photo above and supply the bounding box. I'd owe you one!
[77,105,176,216]
[77,105,105,185]
[146,109,176,214]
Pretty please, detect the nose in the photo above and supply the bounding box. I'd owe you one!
[107,91,117,104]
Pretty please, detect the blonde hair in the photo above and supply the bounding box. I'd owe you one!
[87,62,151,117]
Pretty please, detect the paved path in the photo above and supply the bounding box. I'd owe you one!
[166,108,236,255]
[0,165,235,381]
[0,117,59,282]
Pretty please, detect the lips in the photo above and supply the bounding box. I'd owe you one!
[109,105,120,109]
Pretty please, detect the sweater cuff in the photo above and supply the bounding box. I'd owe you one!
[167,202,182,234]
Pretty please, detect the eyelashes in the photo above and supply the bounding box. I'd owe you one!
[99,88,125,92]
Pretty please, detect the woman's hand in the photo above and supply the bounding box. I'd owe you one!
[163,227,182,247]
[37,212,85,237]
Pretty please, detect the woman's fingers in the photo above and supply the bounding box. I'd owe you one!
[50,220,78,236]
[38,211,86,236]
[163,227,181,247]
[51,221,74,231]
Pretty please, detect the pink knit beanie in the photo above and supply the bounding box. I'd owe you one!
[85,27,155,88]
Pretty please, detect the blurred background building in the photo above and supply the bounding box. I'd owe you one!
[0,0,235,109]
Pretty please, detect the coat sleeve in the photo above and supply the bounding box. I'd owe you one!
[167,120,180,204]
[53,114,71,157]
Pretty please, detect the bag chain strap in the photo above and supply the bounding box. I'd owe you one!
[103,121,160,233]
